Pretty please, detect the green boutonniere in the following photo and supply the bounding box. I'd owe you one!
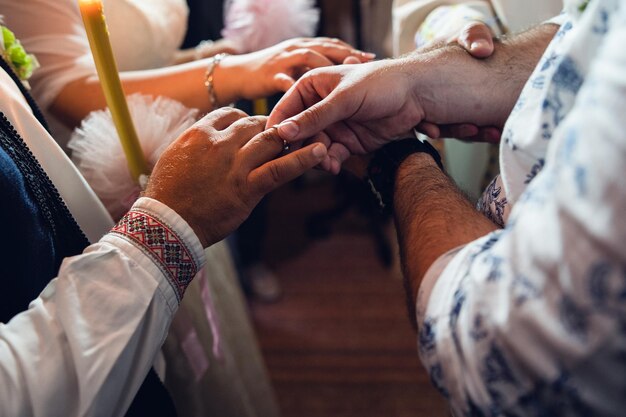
[0,25,40,84]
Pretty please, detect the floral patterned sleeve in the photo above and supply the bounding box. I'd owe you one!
[416,2,626,415]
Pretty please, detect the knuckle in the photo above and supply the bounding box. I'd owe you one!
[260,130,284,149]
[237,115,266,130]
[295,152,309,170]
[184,124,212,143]
[222,107,249,119]
[269,163,283,184]
[304,107,322,125]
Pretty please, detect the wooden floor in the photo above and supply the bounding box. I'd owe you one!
[249,175,448,417]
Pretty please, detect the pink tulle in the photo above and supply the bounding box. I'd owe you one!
[222,0,320,53]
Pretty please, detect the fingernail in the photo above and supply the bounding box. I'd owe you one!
[362,52,376,59]
[277,120,299,140]
[312,144,326,158]
[471,40,489,51]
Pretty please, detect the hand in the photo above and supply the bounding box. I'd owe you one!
[144,108,327,247]
[417,21,502,143]
[415,121,502,143]
[267,59,425,174]
[453,20,495,58]
[216,37,376,103]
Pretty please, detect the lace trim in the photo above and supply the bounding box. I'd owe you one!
[111,209,197,301]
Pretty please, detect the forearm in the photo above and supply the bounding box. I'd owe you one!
[393,154,498,313]
[403,22,559,127]
[173,39,240,65]
[50,58,244,127]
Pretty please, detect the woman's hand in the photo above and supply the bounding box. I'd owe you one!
[213,37,375,104]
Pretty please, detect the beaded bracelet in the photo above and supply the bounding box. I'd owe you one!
[204,53,229,109]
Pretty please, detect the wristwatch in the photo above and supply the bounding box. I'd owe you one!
[366,138,444,214]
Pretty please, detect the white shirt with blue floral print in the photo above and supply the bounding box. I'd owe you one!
[417,0,626,415]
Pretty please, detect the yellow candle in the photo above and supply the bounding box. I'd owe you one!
[253,98,268,116]
[78,0,149,183]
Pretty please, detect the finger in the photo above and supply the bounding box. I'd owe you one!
[299,37,376,61]
[303,130,333,171]
[475,126,502,143]
[249,143,328,196]
[273,72,296,92]
[239,127,287,170]
[457,21,494,58]
[323,121,367,154]
[416,121,442,139]
[343,56,362,65]
[199,107,250,131]
[274,91,347,143]
[327,142,352,175]
[437,123,480,139]
[281,48,334,71]
[304,43,375,64]
[224,115,267,146]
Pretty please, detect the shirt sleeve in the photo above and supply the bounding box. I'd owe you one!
[415,10,626,416]
[0,197,205,417]
[0,0,97,110]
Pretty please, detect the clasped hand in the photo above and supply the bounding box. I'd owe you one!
[267,21,502,174]
[144,108,327,248]
[218,37,376,104]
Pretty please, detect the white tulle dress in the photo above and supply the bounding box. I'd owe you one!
[69,1,280,416]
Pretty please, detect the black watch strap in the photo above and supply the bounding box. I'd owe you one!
[366,138,444,214]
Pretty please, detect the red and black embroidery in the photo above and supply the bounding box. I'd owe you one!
[111,209,197,301]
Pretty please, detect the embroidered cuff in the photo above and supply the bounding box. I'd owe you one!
[109,197,205,303]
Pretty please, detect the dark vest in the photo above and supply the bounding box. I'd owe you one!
[0,57,176,417]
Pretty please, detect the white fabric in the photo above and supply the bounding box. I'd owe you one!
[0,0,96,112]
[0,0,187,106]
[417,0,626,415]
[392,0,563,56]
[104,0,188,71]
[0,51,206,416]
[0,69,113,242]
[0,192,206,417]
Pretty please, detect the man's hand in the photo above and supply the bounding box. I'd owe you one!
[455,20,495,58]
[144,108,327,247]
[416,21,502,143]
[268,23,557,174]
[267,59,426,174]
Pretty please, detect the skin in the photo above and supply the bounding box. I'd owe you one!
[267,23,560,321]
[172,38,241,65]
[51,37,375,127]
[267,24,558,174]
[143,108,327,248]
[393,154,499,327]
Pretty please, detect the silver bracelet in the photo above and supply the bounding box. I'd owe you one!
[205,53,229,109]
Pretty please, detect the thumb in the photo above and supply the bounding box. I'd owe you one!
[274,72,296,92]
[274,92,346,143]
[458,21,494,59]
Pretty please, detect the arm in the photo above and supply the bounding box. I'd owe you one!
[172,39,240,65]
[52,38,372,127]
[269,23,558,173]
[392,154,499,324]
[406,11,626,415]
[0,198,205,417]
[0,108,327,416]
